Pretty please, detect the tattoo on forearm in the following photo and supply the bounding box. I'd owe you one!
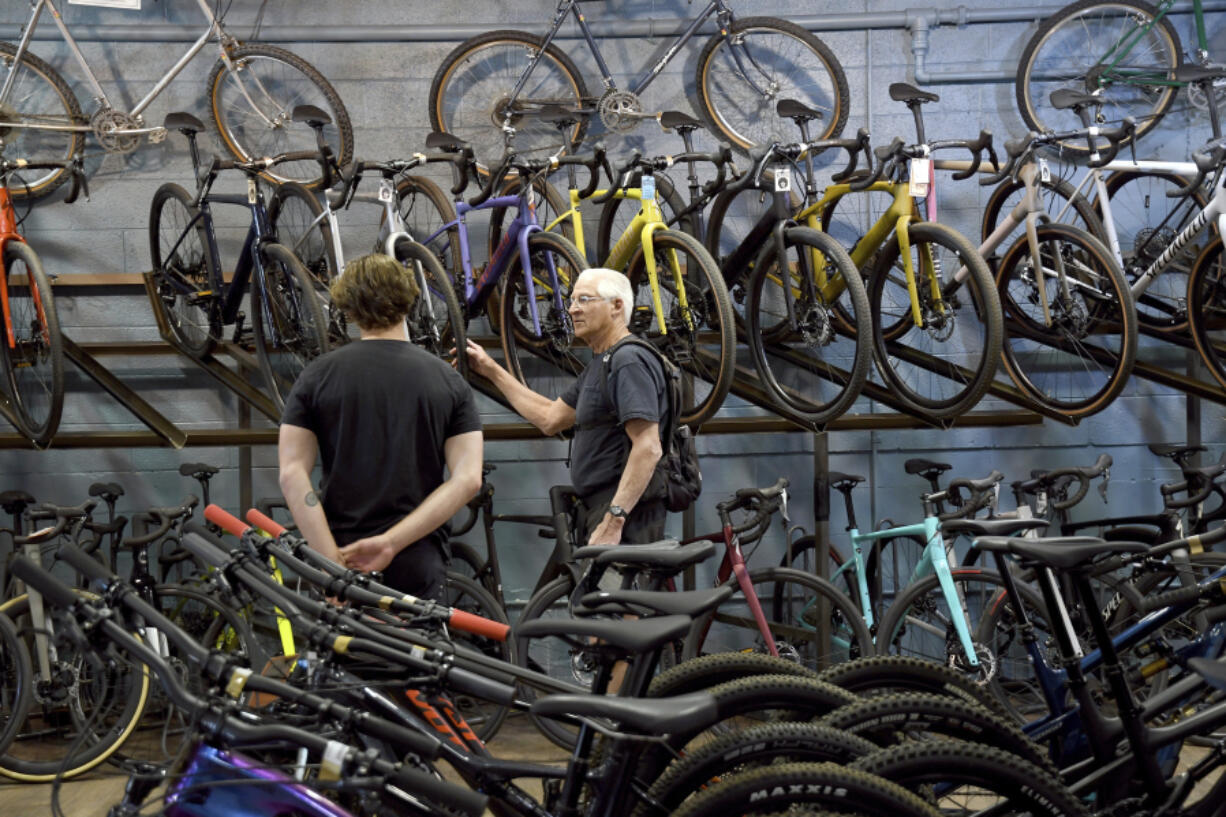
[305,490,320,507]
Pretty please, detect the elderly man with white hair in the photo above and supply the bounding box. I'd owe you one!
[461,267,667,547]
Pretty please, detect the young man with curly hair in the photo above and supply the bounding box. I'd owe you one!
[278,253,483,600]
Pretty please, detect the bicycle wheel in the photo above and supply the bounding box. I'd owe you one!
[635,722,878,817]
[0,612,30,757]
[867,222,1003,419]
[149,183,218,357]
[440,572,511,742]
[1015,0,1180,154]
[208,44,353,188]
[429,30,589,169]
[446,540,497,603]
[623,229,735,426]
[980,175,1106,259]
[0,43,85,199]
[268,182,337,289]
[119,584,258,767]
[500,230,589,401]
[648,651,819,698]
[394,238,467,378]
[1,241,63,446]
[817,654,1008,717]
[820,691,1051,772]
[853,739,1090,817]
[685,566,872,669]
[596,173,698,261]
[1105,170,1212,332]
[1181,238,1226,390]
[512,575,590,749]
[696,17,850,152]
[393,174,462,279]
[996,222,1137,417]
[669,761,941,817]
[0,593,149,782]
[777,536,852,598]
[876,567,1054,723]
[746,226,872,426]
[251,242,331,410]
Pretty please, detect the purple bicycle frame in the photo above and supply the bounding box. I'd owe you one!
[422,193,565,336]
[161,743,354,817]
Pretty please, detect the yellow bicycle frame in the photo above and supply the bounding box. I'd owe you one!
[796,180,943,329]
[544,185,692,335]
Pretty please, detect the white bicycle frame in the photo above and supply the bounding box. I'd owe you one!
[0,0,280,139]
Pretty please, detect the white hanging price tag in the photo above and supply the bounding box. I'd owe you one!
[1039,157,1051,183]
[774,167,792,193]
[247,178,258,205]
[909,158,930,197]
[378,179,394,202]
[319,740,347,781]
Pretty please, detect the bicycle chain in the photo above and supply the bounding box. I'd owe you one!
[1101,797,1148,817]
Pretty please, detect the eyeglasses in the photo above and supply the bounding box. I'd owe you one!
[568,294,615,308]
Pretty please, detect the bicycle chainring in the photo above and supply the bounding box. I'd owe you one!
[91,107,143,153]
[598,89,643,133]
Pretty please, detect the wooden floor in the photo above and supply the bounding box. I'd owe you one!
[0,712,567,817]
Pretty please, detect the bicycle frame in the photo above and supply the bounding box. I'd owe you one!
[423,192,561,335]
[1080,0,1210,90]
[1,0,237,138]
[507,0,747,115]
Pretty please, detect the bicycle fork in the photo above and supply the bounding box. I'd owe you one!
[724,528,781,657]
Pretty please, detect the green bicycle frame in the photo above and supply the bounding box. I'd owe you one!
[1091,0,1205,90]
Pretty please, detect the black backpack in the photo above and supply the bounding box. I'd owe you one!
[590,336,702,513]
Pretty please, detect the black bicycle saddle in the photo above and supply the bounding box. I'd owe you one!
[888,82,939,105]
[776,98,823,122]
[1050,89,1101,111]
[163,111,205,134]
[660,110,705,131]
[426,131,466,152]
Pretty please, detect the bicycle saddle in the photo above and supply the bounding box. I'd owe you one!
[426,131,466,152]
[828,472,865,489]
[660,110,704,131]
[573,541,714,571]
[531,690,717,735]
[776,98,823,122]
[1148,443,1205,462]
[1174,64,1226,84]
[88,482,124,501]
[515,613,692,655]
[945,518,1049,538]
[888,82,939,105]
[538,104,582,126]
[1049,89,1101,111]
[905,458,952,476]
[576,585,733,618]
[292,104,332,127]
[163,111,205,134]
[179,462,219,479]
[0,490,35,515]
[975,536,1148,572]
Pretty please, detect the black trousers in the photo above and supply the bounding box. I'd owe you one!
[579,483,668,545]
[380,539,449,602]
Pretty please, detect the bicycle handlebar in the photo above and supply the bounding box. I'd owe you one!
[1176,139,1226,199]
[21,499,98,544]
[124,495,199,546]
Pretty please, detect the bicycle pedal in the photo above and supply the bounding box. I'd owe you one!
[148,127,168,145]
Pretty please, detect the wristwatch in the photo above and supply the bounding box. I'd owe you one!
[608,504,628,520]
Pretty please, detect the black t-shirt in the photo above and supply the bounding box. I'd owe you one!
[281,339,482,549]
[561,339,667,497]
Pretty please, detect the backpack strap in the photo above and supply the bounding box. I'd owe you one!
[575,335,676,455]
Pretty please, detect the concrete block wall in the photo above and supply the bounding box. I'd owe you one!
[1,0,1223,607]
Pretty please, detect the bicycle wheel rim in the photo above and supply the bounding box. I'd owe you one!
[748,228,871,424]
[210,49,347,186]
[2,243,63,444]
[252,246,330,409]
[0,612,31,756]
[869,223,1001,417]
[998,226,1135,415]
[0,44,84,197]
[269,183,335,288]
[433,36,584,168]
[623,229,734,427]
[698,21,846,151]
[1189,239,1226,390]
[396,239,465,368]
[1018,1,1179,149]
[150,186,215,356]
[500,232,588,401]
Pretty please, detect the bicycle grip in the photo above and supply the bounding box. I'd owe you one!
[389,762,488,817]
[246,508,288,537]
[180,530,233,569]
[1137,582,1211,614]
[57,542,116,585]
[205,504,251,538]
[444,665,517,706]
[449,609,509,642]
[10,555,80,610]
